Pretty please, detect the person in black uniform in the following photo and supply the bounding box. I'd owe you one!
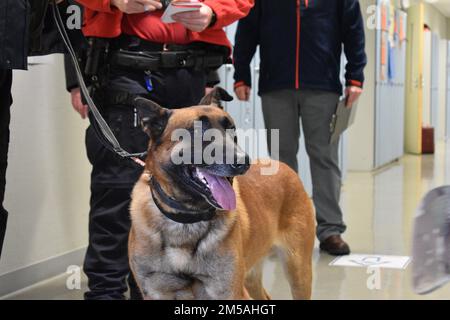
[66,0,251,300]
[0,0,65,260]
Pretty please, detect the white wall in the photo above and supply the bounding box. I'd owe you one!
[438,38,448,140]
[0,55,89,282]
[424,3,448,40]
[347,0,376,171]
[423,29,432,127]
[349,1,449,169]
[423,4,448,141]
[447,17,450,38]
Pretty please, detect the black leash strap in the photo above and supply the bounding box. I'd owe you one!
[51,2,147,164]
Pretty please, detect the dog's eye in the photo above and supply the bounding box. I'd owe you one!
[220,117,235,131]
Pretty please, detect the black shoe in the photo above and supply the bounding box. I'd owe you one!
[320,235,351,256]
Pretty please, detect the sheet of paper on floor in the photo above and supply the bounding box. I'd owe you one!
[329,254,411,269]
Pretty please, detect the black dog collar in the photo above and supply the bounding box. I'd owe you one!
[149,177,217,224]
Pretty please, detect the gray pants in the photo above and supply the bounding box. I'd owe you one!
[261,89,345,242]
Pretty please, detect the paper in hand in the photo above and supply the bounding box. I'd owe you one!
[329,98,358,144]
[161,1,202,24]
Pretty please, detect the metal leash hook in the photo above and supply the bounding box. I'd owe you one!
[51,0,147,167]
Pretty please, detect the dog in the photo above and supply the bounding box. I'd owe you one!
[128,87,315,300]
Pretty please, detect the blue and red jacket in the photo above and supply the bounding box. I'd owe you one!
[233,0,367,95]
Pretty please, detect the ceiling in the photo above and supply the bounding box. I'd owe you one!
[429,0,450,17]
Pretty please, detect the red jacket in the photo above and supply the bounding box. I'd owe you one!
[76,0,254,50]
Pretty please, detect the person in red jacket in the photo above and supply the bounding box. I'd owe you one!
[68,0,253,300]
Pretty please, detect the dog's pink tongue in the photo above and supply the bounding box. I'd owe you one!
[199,170,236,211]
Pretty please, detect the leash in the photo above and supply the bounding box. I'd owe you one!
[51,1,146,167]
[149,176,217,224]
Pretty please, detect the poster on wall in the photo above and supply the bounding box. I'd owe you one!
[379,0,389,80]
[381,32,387,80]
[378,1,404,81]
[399,11,406,43]
[380,1,388,31]
[388,43,396,81]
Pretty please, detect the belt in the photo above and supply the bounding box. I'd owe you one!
[110,34,229,55]
[108,34,227,71]
[109,49,225,71]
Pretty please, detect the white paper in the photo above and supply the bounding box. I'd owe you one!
[161,1,202,24]
[329,254,411,270]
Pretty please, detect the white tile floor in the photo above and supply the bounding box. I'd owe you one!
[3,141,450,300]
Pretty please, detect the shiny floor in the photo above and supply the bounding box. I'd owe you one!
[3,141,450,300]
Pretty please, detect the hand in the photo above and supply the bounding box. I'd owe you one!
[235,85,251,102]
[70,88,89,119]
[345,86,363,108]
[172,4,213,32]
[111,0,162,14]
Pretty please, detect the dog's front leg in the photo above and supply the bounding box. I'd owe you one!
[231,276,253,300]
[196,278,251,300]
[130,255,175,300]
[193,265,250,300]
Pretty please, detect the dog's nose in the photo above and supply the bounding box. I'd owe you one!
[232,153,250,174]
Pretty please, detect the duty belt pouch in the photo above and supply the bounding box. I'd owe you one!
[110,50,161,71]
[85,37,110,80]
[160,51,188,68]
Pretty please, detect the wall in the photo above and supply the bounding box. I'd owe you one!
[438,37,448,140]
[424,3,448,142]
[0,55,90,296]
[423,29,432,127]
[447,17,450,38]
[350,1,449,167]
[405,3,424,154]
[423,3,448,40]
[347,0,377,171]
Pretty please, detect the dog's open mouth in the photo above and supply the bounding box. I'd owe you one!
[187,167,236,211]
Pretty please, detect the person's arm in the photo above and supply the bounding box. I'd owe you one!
[203,0,254,30]
[342,0,367,106]
[64,54,78,92]
[63,2,89,119]
[75,0,116,12]
[76,0,161,14]
[172,0,254,33]
[65,54,89,119]
[232,0,260,101]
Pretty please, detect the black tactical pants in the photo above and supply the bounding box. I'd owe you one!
[0,69,12,260]
[83,66,206,300]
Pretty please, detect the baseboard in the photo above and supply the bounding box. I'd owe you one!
[0,247,86,298]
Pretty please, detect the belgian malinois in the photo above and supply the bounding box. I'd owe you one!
[129,88,315,300]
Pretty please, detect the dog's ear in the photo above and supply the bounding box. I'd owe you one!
[133,97,172,139]
[199,87,233,109]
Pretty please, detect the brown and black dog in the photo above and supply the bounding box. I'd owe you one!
[129,88,315,300]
